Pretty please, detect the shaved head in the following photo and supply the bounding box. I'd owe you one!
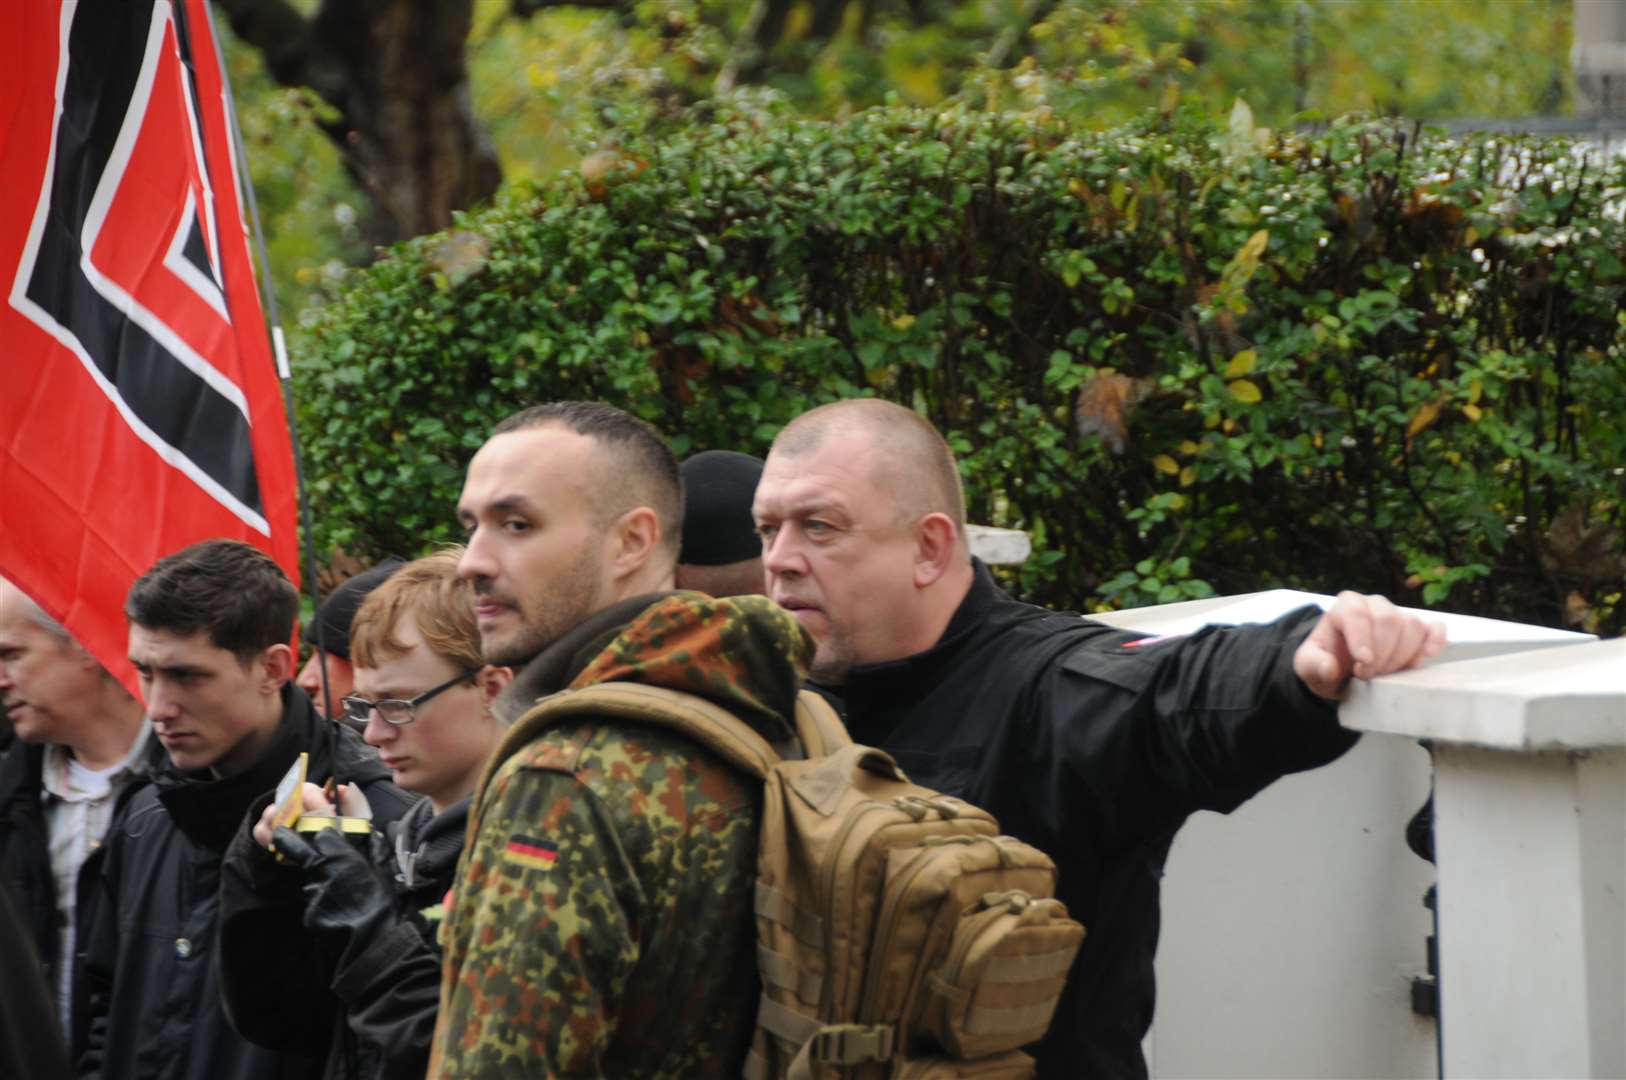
[773,399,966,536]
[757,399,975,682]
[492,401,683,562]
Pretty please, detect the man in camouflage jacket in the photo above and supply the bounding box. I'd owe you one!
[429,402,811,1078]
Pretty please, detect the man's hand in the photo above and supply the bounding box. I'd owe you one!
[252,782,336,848]
[1293,592,1447,699]
[270,823,398,968]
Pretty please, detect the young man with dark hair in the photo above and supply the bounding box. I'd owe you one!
[219,549,510,1080]
[428,401,813,1077]
[753,398,1447,1079]
[78,540,415,1080]
[0,578,148,1056]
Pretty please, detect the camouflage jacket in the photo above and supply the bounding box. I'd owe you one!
[428,592,813,1079]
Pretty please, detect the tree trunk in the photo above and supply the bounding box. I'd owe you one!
[216,0,502,247]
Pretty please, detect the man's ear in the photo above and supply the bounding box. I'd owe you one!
[476,664,513,705]
[913,512,960,589]
[72,642,104,674]
[608,506,662,581]
[259,643,294,691]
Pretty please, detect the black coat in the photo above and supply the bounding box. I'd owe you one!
[0,739,143,1058]
[0,743,64,1019]
[826,563,1357,1080]
[220,791,465,1080]
[0,879,71,1080]
[78,686,417,1080]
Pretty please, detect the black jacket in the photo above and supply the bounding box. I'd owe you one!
[0,739,146,1058]
[78,686,416,1080]
[0,878,71,1080]
[219,791,465,1080]
[826,562,1356,1080]
[0,744,65,1022]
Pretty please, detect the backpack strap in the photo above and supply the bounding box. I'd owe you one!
[790,690,851,758]
[500,681,789,781]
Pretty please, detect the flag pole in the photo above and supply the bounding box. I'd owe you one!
[203,1,342,765]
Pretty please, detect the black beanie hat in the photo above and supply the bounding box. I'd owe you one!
[679,450,764,566]
[302,557,407,659]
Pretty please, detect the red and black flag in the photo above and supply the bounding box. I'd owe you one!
[0,0,300,691]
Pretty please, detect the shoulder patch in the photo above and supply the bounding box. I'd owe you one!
[504,835,558,871]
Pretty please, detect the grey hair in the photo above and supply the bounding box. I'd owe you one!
[0,578,72,642]
[16,592,71,640]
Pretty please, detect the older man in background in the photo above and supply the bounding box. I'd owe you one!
[0,578,148,1057]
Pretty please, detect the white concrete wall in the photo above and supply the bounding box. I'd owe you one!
[1431,746,1625,1079]
[1147,734,1439,1080]
[1088,592,1598,1080]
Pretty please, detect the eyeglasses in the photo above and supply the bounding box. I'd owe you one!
[340,670,475,727]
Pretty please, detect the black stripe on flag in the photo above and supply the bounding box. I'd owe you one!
[16,1,263,526]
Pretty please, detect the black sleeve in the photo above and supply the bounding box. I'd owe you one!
[330,913,446,1080]
[216,794,334,1052]
[1033,605,1355,853]
[0,880,71,1080]
[327,777,442,1078]
[76,820,120,1080]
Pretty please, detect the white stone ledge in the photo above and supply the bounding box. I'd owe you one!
[1341,638,1625,751]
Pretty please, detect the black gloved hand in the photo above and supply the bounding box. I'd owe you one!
[271,825,398,969]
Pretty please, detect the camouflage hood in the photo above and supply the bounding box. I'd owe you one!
[496,591,815,741]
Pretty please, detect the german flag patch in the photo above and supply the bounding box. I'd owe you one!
[505,835,558,871]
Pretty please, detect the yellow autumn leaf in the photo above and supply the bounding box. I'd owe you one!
[1166,493,1187,510]
[1407,397,1445,439]
[1153,454,1179,476]
[1179,466,1196,487]
[1227,379,1262,404]
[1463,403,1483,422]
[1238,229,1269,264]
[1467,380,1483,404]
[1224,350,1257,378]
[1204,412,1221,430]
[891,314,916,331]
[1178,440,1200,455]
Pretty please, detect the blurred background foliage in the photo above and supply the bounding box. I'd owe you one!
[216,1,1622,631]
[221,0,1575,324]
[289,102,1626,632]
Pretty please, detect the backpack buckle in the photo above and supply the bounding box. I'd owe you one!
[811,1023,895,1065]
[981,889,1032,913]
[894,796,931,821]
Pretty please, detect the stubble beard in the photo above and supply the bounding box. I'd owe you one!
[808,630,855,687]
[481,542,608,669]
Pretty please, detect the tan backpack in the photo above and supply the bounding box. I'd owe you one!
[512,682,1086,1079]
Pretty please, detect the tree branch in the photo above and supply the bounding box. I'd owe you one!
[986,0,1059,70]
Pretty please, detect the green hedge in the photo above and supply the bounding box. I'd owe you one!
[294,101,1626,633]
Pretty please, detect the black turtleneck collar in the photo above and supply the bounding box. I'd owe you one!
[828,559,1002,743]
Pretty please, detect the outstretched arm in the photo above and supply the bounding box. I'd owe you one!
[1294,592,1447,699]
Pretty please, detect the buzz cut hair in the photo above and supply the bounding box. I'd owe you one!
[773,399,967,532]
[349,548,482,673]
[491,401,684,557]
[125,540,298,664]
